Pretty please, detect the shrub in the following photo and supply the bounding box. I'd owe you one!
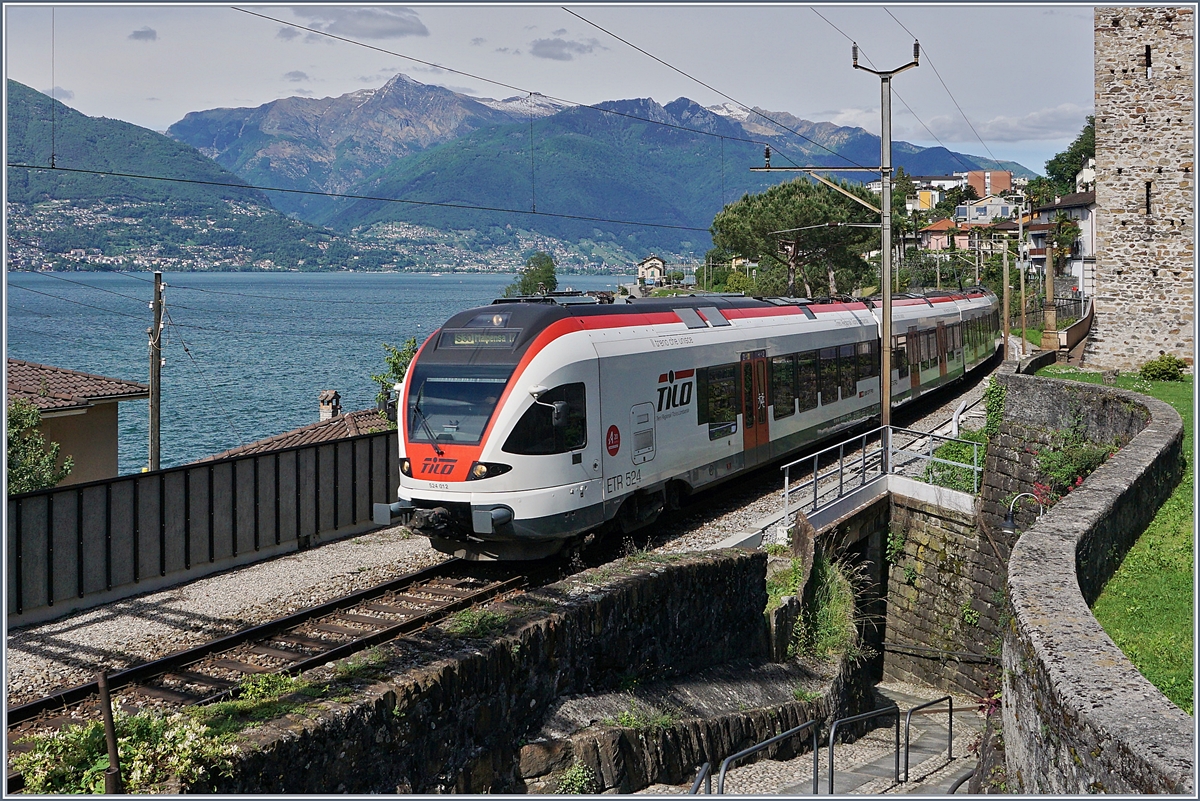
[11,712,236,794]
[765,557,804,612]
[444,608,509,638]
[556,763,598,794]
[1139,353,1187,382]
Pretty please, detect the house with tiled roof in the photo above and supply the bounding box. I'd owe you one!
[6,359,149,485]
[1029,191,1097,295]
[195,407,393,463]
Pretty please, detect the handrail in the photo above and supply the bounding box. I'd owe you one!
[828,705,900,794]
[903,695,953,782]
[688,762,712,794]
[779,425,982,528]
[717,719,819,795]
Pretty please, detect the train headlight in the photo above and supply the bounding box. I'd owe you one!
[467,461,512,480]
[400,458,412,477]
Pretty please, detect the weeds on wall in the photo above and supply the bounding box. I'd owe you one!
[765,557,805,613]
[983,377,1007,439]
[1035,418,1116,500]
[790,553,868,662]
[555,763,598,794]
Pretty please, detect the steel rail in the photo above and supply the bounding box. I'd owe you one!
[6,558,470,725]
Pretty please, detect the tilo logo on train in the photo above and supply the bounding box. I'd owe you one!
[656,369,694,411]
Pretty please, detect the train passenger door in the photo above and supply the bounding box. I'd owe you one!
[741,351,769,467]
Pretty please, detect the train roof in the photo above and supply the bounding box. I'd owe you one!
[419,289,996,367]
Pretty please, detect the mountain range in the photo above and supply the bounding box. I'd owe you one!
[9,74,1035,266]
[167,73,1032,254]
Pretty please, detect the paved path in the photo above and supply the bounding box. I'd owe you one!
[642,682,985,795]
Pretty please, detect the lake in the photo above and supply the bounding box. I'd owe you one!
[7,271,631,474]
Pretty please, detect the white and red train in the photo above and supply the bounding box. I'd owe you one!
[392,289,1000,560]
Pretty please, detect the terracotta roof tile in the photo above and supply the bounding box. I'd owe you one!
[194,409,394,462]
[6,359,148,412]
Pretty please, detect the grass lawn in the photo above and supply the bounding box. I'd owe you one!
[1035,364,1194,714]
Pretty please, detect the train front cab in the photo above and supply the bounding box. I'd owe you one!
[397,304,605,560]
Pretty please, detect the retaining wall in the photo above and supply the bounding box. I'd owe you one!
[989,373,1192,792]
[882,495,1011,699]
[198,550,771,793]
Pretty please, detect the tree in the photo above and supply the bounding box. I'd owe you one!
[1049,212,1081,276]
[7,399,72,495]
[933,185,980,220]
[1044,116,1095,196]
[725,269,752,294]
[711,177,878,298]
[504,251,557,297]
[370,338,419,427]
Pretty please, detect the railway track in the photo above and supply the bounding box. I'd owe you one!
[6,559,529,793]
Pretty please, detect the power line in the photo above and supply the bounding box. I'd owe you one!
[162,306,247,448]
[883,8,1004,168]
[563,7,867,169]
[8,283,148,319]
[10,261,149,304]
[233,6,792,160]
[808,7,977,175]
[6,162,711,233]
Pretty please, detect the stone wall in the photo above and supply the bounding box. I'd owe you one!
[1086,6,1194,370]
[881,495,1011,699]
[198,550,772,794]
[988,373,1192,792]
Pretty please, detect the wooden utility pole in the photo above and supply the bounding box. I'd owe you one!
[148,271,163,472]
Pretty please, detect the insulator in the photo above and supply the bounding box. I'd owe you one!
[852,43,859,66]
[914,41,920,63]
[764,145,771,168]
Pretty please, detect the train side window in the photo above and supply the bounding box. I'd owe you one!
[893,335,909,380]
[857,340,879,380]
[838,343,856,399]
[502,383,586,455]
[923,331,937,371]
[797,351,818,412]
[772,355,796,419]
[819,347,839,405]
[700,364,738,440]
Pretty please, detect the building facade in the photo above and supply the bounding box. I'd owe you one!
[1086,6,1194,370]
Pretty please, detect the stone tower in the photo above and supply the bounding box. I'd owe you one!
[1086,7,1194,370]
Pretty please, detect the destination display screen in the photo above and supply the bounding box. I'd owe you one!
[439,328,520,348]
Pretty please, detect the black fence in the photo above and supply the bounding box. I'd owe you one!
[7,431,399,623]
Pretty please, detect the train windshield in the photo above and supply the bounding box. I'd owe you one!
[406,363,514,446]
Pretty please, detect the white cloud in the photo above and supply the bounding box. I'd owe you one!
[276,27,302,41]
[552,28,568,36]
[284,70,310,82]
[290,6,429,39]
[42,86,74,100]
[529,37,603,61]
[923,103,1093,143]
[128,26,157,42]
[470,37,485,46]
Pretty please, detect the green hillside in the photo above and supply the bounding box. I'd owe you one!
[5,80,378,271]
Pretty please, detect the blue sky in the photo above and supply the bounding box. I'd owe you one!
[4,3,1098,174]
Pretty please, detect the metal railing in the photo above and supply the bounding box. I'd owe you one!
[780,426,983,526]
[688,762,712,794]
[717,719,819,795]
[888,426,984,494]
[828,706,900,794]
[904,696,953,782]
[781,428,886,525]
